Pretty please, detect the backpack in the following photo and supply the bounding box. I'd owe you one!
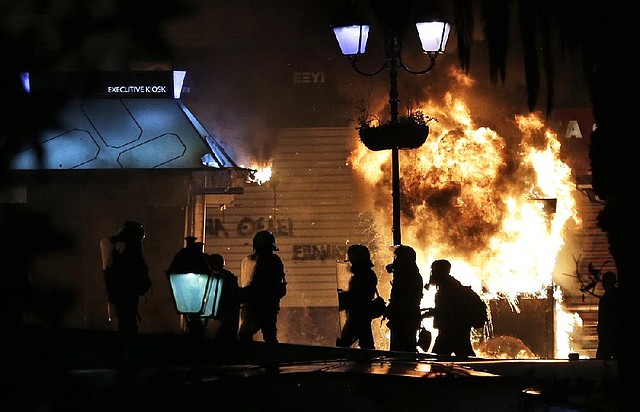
[459,285,488,328]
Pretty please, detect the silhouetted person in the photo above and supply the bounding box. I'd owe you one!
[596,271,618,360]
[238,230,287,343]
[385,245,423,352]
[103,221,150,333]
[336,244,378,349]
[207,253,240,347]
[422,259,475,357]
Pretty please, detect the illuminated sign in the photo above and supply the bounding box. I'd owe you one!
[95,72,173,97]
[26,71,178,98]
[106,85,167,94]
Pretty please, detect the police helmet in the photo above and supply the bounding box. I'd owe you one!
[115,221,145,242]
[429,259,451,284]
[393,244,416,262]
[253,230,279,251]
[345,244,373,266]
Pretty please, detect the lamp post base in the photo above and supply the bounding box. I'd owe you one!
[186,315,206,339]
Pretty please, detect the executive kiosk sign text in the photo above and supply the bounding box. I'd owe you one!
[106,85,168,95]
[27,71,175,98]
[97,71,173,97]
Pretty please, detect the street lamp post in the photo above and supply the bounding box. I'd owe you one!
[166,236,224,338]
[166,237,223,385]
[332,2,450,245]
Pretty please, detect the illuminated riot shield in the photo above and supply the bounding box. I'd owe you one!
[335,260,351,337]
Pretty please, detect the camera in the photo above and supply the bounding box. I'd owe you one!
[385,263,394,274]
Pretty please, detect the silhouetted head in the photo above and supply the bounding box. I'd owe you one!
[386,245,417,274]
[253,230,278,252]
[114,221,145,243]
[345,244,373,267]
[208,253,225,269]
[392,245,416,263]
[429,259,451,285]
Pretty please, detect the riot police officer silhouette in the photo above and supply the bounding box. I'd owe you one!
[336,244,378,349]
[238,230,287,343]
[103,221,150,333]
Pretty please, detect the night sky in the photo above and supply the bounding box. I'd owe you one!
[162,1,591,165]
[1,0,592,166]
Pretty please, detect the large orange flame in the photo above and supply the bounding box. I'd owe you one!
[349,69,582,358]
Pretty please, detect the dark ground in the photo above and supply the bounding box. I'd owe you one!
[1,325,618,411]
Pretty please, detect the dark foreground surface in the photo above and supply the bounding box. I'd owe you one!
[1,326,618,411]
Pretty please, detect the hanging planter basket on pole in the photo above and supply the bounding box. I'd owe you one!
[358,122,430,151]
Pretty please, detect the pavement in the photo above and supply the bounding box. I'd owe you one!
[1,325,619,411]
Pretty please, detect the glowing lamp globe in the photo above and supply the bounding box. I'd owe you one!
[166,236,223,322]
[167,272,223,318]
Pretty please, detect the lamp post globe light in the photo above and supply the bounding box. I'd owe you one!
[332,1,450,245]
[166,236,224,337]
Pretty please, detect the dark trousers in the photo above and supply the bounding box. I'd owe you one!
[389,327,417,352]
[239,305,279,343]
[337,310,374,349]
[432,327,475,357]
[114,298,139,333]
